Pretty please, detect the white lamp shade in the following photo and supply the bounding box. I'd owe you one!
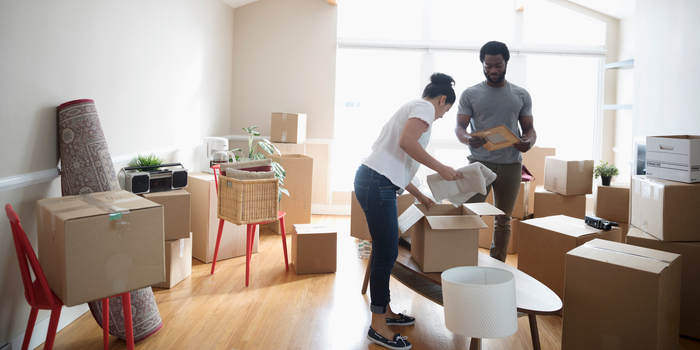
[441,266,518,339]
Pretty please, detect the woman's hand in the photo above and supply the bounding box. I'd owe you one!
[438,165,463,181]
[416,193,436,211]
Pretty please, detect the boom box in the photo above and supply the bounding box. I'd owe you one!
[118,163,188,194]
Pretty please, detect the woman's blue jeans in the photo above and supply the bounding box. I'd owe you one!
[354,164,399,314]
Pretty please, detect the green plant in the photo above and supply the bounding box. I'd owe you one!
[594,160,620,179]
[128,153,165,172]
[231,126,289,201]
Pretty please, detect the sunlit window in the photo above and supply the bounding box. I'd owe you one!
[430,0,514,43]
[523,0,606,46]
[337,0,422,40]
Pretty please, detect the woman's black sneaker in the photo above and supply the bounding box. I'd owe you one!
[386,312,416,326]
[367,327,412,350]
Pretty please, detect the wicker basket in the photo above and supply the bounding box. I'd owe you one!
[217,175,279,225]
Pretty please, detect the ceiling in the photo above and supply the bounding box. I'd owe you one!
[565,0,636,19]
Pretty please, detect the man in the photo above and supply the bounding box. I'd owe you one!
[455,41,537,263]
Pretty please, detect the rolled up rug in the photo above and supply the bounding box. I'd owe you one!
[57,99,163,342]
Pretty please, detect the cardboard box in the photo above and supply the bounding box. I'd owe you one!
[398,203,503,272]
[271,142,306,155]
[626,227,700,339]
[617,222,629,242]
[351,191,416,241]
[36,191,165,306]
[518,215,621,301]
[154,234,192,289]
[562,239,681,350]
[508,218,521,254]
[271,112,307,144]
[630,176,700,241]
[646,135,700,183]
[533,186,586,219]
[185,173,255,263]
[269,155,313,235]
[594,183,629,223]
[476,183,527,250]
[292,224,337,274]
[544,157,594,196]
[522,146,556,212]
[140,189,191,240]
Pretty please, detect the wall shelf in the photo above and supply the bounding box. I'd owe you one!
[605,59,634,70]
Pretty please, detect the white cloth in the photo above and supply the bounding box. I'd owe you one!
[362,99,435,189]
[426,163,497,206]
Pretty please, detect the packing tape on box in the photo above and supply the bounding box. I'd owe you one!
[281,131,287,142]
[282,113,288,121]
[637,178,663,201]
[582,242,673,265]
[180,239,185,258]
[579,161,584,172]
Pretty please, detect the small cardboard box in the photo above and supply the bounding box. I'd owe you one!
[185,173,255,263]
[626,227,700,339]
[562,239,681,350]
[292,224,337,274]
[522,146,556,212]
[271,142,306,155]
[399,203,504,273]
[533,186,585,219]
[351,191,416,241]
[140,189,191,240]
[518,215,621,301]
[544,157,594,196]
[630,176,700,241]
[646,135,700,183]
[36,191,165,306]
[154,234,192,289]
[594,183,629,223]
[269,155,313,235]
[271,112,307,144]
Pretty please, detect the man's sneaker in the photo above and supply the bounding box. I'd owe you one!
[367,327,412,350]
[386,312,416,326]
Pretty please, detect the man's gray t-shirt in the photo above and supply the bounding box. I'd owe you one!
[458,81,532,164]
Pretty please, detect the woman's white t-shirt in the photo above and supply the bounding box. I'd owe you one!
[362,99,435,189]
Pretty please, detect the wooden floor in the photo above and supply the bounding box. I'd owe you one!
[40,215,700,350]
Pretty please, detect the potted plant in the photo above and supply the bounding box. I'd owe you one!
[128,153,165,171]
[231,126,289,201]
[594,160,620,186]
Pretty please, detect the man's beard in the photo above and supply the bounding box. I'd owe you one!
[484,69,507,84]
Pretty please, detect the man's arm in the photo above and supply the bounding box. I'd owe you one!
[513,115,537,152]
[455,114,487,149]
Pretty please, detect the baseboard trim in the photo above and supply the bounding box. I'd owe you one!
[10,304,89,350]
[311,204,350,216]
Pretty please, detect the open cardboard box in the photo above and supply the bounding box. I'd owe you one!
[398,203,503,273]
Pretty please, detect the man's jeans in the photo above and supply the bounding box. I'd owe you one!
[354,164,399,314]
[466,159,522,262]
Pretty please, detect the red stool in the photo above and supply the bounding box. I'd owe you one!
[5,204,134,350]
[209,165,289,286]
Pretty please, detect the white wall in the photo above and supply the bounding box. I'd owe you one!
[0,0,234,345]
[634,0,700,137]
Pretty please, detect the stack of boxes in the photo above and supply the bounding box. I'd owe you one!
[593,182,629,241]
[140,190,192,289]
[534,157,593,219]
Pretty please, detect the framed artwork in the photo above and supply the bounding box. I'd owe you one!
[470,125,521,151]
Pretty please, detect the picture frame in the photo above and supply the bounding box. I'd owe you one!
[470,125,521,151]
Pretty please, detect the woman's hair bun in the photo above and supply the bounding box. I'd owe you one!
[430,72,455,86]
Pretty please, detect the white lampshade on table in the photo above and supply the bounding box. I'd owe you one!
[442,266,518,347]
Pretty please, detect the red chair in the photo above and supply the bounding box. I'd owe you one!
[5,204,135,350]
[209,164,289,286]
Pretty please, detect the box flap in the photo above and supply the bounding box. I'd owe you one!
[569,238,680,274]
[398,204,424,234]
[462,202,505,216]
[293,224,335,234]
[38,190,160,221]
[523,215,603,238]
[425,215,487,230]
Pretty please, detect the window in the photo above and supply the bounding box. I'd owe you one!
[337,0,422,40]
[430,0,514,43]
[523,0,606,46]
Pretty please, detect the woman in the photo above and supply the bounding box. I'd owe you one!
[354,72,463,350]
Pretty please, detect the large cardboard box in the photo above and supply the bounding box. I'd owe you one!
[154,234,192,289]
[292,224,337,274]
[271,112,307,144]
[186,173,255,263]
[522,146,556,212]
[518,215,621,301]
[351,191,416,241]
[594,183,629,223]
[36,191,165,306]
[562,239,681,350]
[630,176,700,241]
[533,186,585,219]
[398,203,503,272]
[626,227,700,339]
[544,157,594,196]
[141,189,191,240]
[271,142,306,155]
[646,135,700,183]
[269,155,313,235]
